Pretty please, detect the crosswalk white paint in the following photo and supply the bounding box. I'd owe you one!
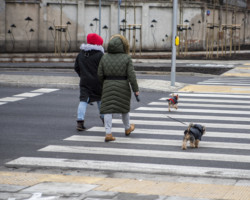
[169,93,250,99]
[86,127,250,139]
[14,92,43,97]
[129,112,250,122]
[136,107,250,115]
[31,88,59,93]
[160,97,250,104]
[197,77,250,86]
[0,97,25,102]
[149,102,250,109]
[64,135,250,150]
[198,82,250,86]
[39,145,250,163]
[0,88,59,106]
[112,119,250,130]
[6,157,250,179]
[5,91,250,179]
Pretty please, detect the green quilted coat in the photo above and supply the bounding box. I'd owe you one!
[98,35,139,114]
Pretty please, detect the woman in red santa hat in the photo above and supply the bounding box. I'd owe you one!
[74,33,104,131]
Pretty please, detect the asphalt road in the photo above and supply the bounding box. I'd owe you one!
[1,70,250,179]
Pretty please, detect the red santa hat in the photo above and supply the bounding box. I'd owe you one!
[87,33,103,45]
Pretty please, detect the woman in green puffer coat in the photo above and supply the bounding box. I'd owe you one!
[98,34,139,142]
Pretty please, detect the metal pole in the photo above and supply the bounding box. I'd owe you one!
[171,0,178,86]
[99,0,101,36]
[118,0,121,33]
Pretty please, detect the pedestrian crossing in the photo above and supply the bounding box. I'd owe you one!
[6,92,250,179]
[197,77,250,86]
[0,88,59,105]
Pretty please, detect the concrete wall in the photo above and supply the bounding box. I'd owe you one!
[0,0,249,53]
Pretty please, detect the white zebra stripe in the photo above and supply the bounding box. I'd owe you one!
[87,126,250,139]
[64,135,250,150]
[197,83,250,86]
[149,102,250,109]
[0,97,25,102]
[6,157,250,179]
[129,112,250,122]
[39,145,250,163]
[170,93,250,98]
[111,119,250,130]
[14,92,43,97]
[159,97,250,104]
[31,88,59,93]
[136,107,250,115]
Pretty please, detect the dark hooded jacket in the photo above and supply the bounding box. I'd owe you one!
[74,44,104,102]
[189,124,204,141]
[98,35,139,114]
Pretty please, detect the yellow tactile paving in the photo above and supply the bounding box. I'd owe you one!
[179,85,250,94]
[1,171,250,200]
[108,179,155,193]
[135,182,178,195]
[94,177,130,191]
[0,171,103,186]
[222,73,250,77]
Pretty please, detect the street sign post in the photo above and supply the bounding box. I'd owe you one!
[171,0,178,86]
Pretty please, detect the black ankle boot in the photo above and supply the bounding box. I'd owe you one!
[77,120,86,131]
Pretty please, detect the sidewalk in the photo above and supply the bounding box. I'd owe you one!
[1,169,250,200]
[0,51,248,91]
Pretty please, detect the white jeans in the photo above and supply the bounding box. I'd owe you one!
[104,113,130,134]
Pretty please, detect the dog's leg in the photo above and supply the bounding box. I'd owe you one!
[195,140,200,148]
[189,136,195,148]
[174,104,178,110]
[182,135,189,150]
[168,102,171,112]
[190,141,195,148]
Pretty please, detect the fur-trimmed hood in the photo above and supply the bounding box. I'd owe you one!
[80,43,104,54]
[107,34,130,54]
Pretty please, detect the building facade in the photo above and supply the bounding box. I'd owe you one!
[0,0,249,53]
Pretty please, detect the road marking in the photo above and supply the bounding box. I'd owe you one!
[149,102,250,109]
[197,82,250,86]
[87,126,250,139]
[39,145,250,163]
[179,85,250,94]
[113,119,250,130]
[64,135,250,150]
[172,93,250,98]
[6,157,250,179]
[136,107,250,115]
[0,97,25,102]
[31,88,59,93]
[0,88,59,106]
[232,87,250,91]
[130,112,250,122]
[14,93,43,97]
[160,97,250,104]
[186,64,234,67]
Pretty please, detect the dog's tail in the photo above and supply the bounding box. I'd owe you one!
[187,123,194,132]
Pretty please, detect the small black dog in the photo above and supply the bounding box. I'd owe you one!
[166,94,179,112]
[182,123,206,150]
